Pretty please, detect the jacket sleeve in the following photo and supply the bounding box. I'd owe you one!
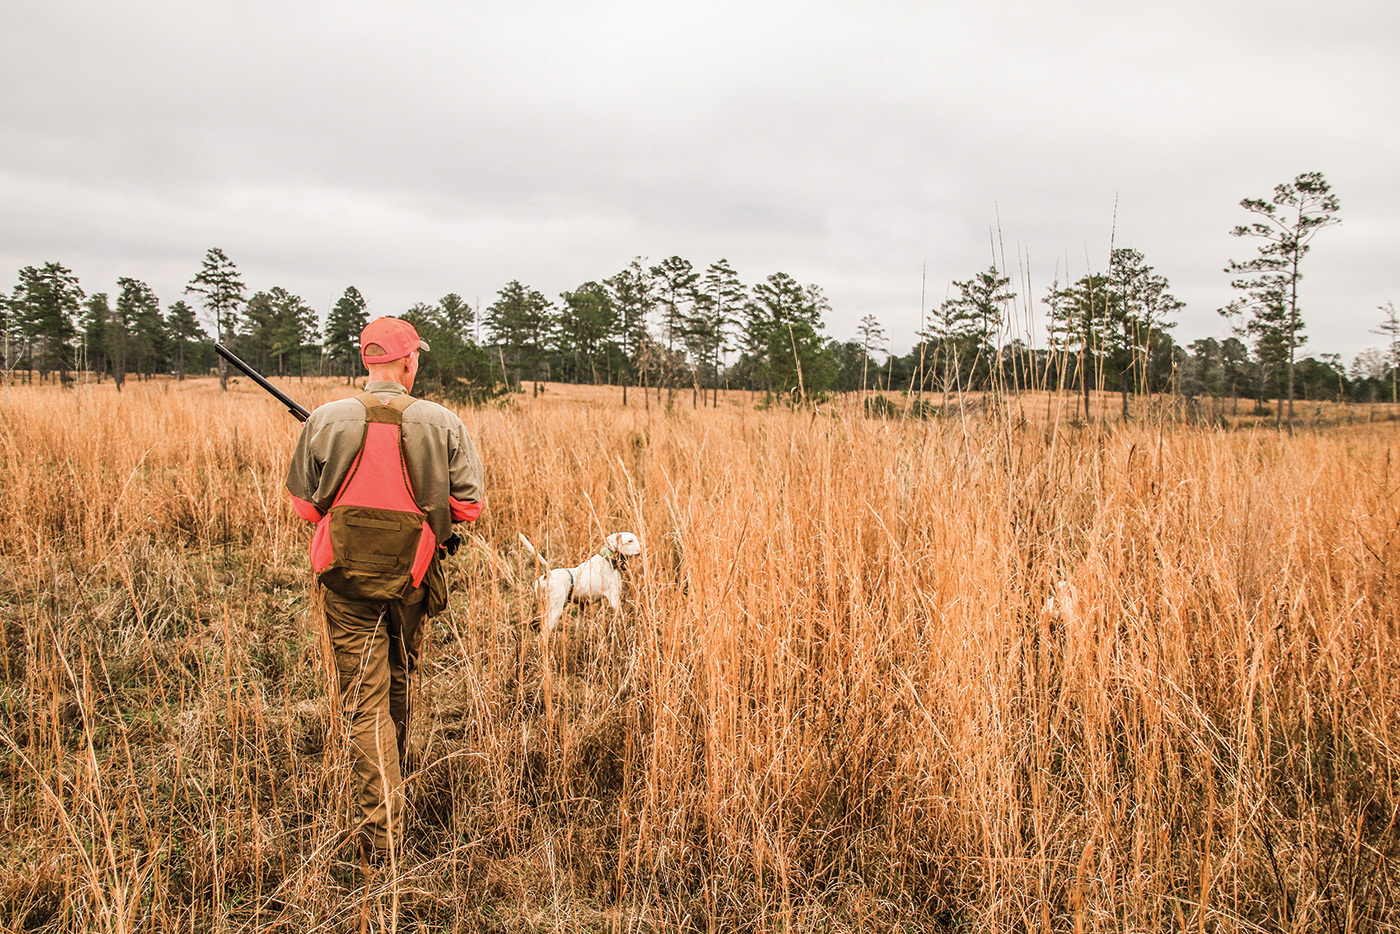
[447,418,484,522]
[285,414,326,522]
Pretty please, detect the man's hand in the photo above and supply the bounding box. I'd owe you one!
[439,531,462,557]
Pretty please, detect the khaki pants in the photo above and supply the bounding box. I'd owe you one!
[322,585,428,857]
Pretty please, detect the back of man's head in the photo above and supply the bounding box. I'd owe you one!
[360,317,428,388]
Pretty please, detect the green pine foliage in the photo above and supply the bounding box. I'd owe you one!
[7,185,1392,418]
[402,297,504,404]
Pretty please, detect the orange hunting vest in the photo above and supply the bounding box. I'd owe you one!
[308,392,437,600]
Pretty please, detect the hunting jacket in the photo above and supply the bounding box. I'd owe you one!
[285,380,483,540]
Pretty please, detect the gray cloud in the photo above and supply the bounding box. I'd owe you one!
[3,0,1397,359]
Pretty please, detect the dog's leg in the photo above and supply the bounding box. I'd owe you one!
[542,598,566,639]
[604,577,623,615]
[539,570,571,640]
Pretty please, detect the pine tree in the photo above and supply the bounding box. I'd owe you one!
[185,247,246,390]
[114,278,159,388]
[485,280,552,393]
[604,258,655,405]
[325,286,368,383]
[1221,172,1340,432]
[1184,338,1224,403]
[1220,337,1251,415]
[558,281,618,384]
[650,256,697,349]
[242,287,315,377]
[1374,301,1399,405]
[80,293,111,381]
[1044,272,1113,419]
[165,300,203,380]
[14,262,84,383]
[690,260,746,406]
[856,314,886,392]
[126,279,165,379]
[107,296,129,391]
[272,288,315,377]
[241,291,277,373]
[743,273,833,400]
[438,293,475,341]
[650,256,699,395]
[1108,248,1182,417]
[749,272,823,332]
[0,292,13,383]
[935,266,1014,393]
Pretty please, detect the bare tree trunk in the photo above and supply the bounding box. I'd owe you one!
[1079,346,1089,422]
[1287,348,1296,434]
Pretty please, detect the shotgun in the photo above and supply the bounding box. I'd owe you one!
[214,343,311,422]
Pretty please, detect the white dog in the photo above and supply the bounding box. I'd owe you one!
[518,532,642,637]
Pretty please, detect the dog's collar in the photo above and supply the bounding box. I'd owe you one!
[601,545,628,571]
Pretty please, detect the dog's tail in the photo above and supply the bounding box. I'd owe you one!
[518,533,550,570]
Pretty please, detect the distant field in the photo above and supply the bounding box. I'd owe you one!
[2,377,1398,932]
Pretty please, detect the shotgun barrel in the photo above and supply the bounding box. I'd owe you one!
[214,343,312,422]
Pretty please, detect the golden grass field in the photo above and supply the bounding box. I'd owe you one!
[2,376,1398,932]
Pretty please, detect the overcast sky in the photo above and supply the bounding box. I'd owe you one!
[3,0,1397,362]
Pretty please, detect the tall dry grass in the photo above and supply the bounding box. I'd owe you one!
[1,377,1398,932]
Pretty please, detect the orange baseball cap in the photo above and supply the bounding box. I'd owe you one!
[360,317,429,364]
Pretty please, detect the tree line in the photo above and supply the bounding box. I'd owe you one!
[4,173,1394,423]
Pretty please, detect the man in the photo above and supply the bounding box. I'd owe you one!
[285,316,483,864]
